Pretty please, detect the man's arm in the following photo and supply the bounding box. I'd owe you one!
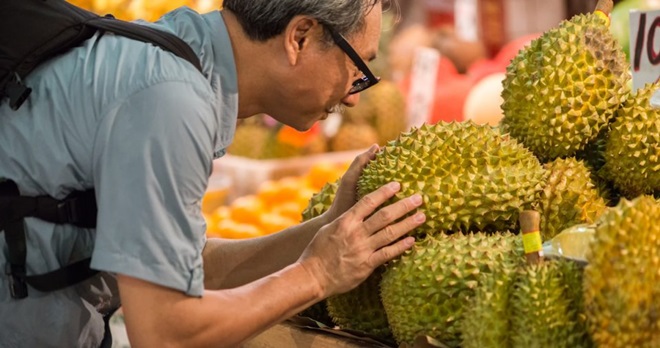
[119,176,425,348]
[202,214,327,290]
[202,146,380,290]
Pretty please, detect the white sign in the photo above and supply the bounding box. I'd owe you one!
[406,47,441,128]
[630,9,660,91]
[455,0,479,42]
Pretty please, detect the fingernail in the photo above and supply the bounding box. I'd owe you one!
[404,236,415,247]
[369,144,379,153]
[413,212,426,222]
[388,182,400,191]
[411,194,423,205]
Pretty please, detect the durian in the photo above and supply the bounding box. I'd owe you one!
[600,81,660,198]
[357,122,546,236]
[500,0,630,161]
[509,259,591,348]
[342,79,407,145]
[535,157,608,240]
[330,121,380,152]
[380,232,523,347]
[460,267,514,348]
[226,118,270,159]
[300,180,391,338]
[584,195,660,347]
[298,181,338,325]
[326,267,393,341]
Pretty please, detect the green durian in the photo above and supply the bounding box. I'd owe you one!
[298,181,339,326]
[300,180,391,338]
[510,259,592,348]
[535,157,608,240]
[226,119,270,159]
[584,195,660,347]
[500,7,630,161]
[460,267,515,348]
[380,232,523,347]
[326,267,393,341]
[600,81,660,199]
[357,122,546,236]
[300,180,339,222]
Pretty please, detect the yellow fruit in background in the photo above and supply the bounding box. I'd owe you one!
[306,162,345,191]
[201,187,229,215]
[258,213,299,235]
[215,219,263,239]
[272,202,306,222]
[229,195,264,225]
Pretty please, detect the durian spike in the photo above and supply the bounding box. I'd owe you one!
[519,210,544,265]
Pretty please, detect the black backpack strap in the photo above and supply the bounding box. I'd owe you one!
[1,180,99,298]
[86,15,203,73]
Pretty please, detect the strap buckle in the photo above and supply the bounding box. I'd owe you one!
[5,73,32,111]
[5,263,28,299]
[56,197,80,225]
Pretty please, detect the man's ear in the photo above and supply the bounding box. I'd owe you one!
[284,16,319,65]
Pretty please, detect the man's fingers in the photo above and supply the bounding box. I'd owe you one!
[350,181,401,220]
[338,145,379,193]
[368,212,425,251]
[368,236,416,267]
[362,193,423,233]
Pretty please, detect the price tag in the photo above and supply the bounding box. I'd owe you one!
[406,47,441,128]
[454,0,479,42]
[630,9,660,91]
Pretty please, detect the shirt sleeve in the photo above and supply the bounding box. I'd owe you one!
[90,81,216,296]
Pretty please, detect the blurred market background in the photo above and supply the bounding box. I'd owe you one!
[67,0,656,241]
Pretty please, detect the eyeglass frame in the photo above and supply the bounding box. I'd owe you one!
[326,26,380,94]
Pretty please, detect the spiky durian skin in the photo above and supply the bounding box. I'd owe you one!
[326,267,393,341]
[584,196,660,347]
[301,180,339,222]
[510,260,592,348]
[298,181,339,325]
[357,122,546,236]
[460,268,514,348]
[500,12,629,161]
[226,123,270,159]
[601,82,660,199]
[535,157,608,240]
[301,180,391,338]
[380,232,523,347]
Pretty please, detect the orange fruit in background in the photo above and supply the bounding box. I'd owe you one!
[228,195,264,225]
[201,187,229,215]
[272,201,306,222]
[258,213,299,235]
[215,219,263,239]
[306,162,344,191]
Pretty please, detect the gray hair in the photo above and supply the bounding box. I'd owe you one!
[222,0,385,43]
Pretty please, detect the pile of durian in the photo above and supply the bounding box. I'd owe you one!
[297,0,660,347]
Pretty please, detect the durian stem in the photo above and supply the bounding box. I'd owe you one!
[519,210,543,265]
[595,0,613,15]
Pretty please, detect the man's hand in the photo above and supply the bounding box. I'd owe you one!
[324,144,379,223]
[298,179,425,297]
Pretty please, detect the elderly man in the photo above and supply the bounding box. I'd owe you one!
[0,0,424,347]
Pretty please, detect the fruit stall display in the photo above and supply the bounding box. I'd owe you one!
[72,0,660,346]
[240,1,660,347]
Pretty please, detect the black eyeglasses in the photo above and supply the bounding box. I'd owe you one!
[327,27,380,94]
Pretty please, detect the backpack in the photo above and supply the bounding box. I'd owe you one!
[0,0,204,299]
[0,0,203,111]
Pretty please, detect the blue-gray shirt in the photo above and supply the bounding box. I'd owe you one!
[0,8,237,347]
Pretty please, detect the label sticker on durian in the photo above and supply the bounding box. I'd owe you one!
[630,9,660,91]
[522,231,543,254]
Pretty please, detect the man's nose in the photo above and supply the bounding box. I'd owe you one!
[341,92,361,107]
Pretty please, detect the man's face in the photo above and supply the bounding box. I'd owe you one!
[273,2,383,131]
